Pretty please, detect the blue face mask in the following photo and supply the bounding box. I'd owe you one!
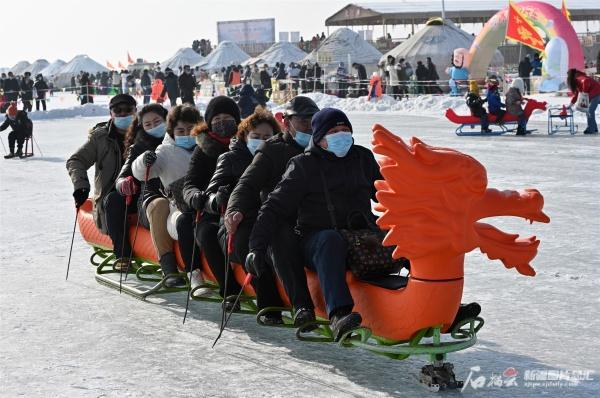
[113,115,134,130]
[246,138,264,155]
[174,135,196,149]
[146,122,166,138]
[325,131,353,158]
[294,131,312,148]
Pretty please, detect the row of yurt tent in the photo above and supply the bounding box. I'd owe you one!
[196,41,250,71]
[243,41,307,67]
[39,59,67,78]
[9,61,31,75]
[381,18,504,80]
[161,47,205,73]
[52,54,109,88]
[23,59,50,76]
[302,28,383,73]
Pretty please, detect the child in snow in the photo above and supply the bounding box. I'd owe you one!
[466,81,491,133]
[505,78,528,135]
[486,77,505,124]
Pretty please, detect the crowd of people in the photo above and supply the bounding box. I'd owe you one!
[65,93,484,341]
[0,71,50,112]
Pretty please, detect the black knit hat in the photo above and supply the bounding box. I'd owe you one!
[204,96,241,130]
[311,108,353,144]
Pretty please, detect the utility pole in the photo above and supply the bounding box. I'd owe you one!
[441,0,446,20]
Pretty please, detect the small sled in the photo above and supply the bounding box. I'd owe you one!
[547,105,577,135]
[446,98,547,136]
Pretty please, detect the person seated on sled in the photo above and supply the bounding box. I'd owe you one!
[505,78,528,136]
[246,108,381,341]
[465,81,491,133]
[485,76,505,124]
[131,105,204,288]
[1,102,31,159]
[226,96,320,328]
[204,109,284,323]
[179,96,243,306]
[66,94,138,269]
[116,103,185,287]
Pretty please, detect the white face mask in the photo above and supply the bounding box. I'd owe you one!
[246,138,264,155]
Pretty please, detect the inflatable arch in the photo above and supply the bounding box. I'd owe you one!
[467,1,584,79]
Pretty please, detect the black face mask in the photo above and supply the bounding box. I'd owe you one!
[212,119,237,137]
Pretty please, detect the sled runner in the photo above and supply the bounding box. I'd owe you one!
[445,98,547,136]
[75,125,549,390]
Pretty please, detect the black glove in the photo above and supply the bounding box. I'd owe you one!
[143,150,157,167]
[73,188,89,208]
[245,250,267,278]
[214,185,232,211]
[189,191,206,210]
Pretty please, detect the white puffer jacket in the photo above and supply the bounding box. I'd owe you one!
[132,133,194,239]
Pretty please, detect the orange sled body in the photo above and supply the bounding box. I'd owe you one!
[77,200,463,341]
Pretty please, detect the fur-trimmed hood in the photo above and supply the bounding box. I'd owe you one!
[193,122,229,159]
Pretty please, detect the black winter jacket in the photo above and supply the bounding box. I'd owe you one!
[204,137,253,215]
[161,72,180,99]
[140,73,151,89]
[182,126,230,210]
[237,85,259,118]
[116,128,164,207]
[260,70,272,89]
[20,79,34,101]
[0,111,29,135]
[466,92,487,117]
[3,78,20,101]
[178,72,196,95]
[227,132,304,221]
[33,79,49,99]
[249,143,382,252]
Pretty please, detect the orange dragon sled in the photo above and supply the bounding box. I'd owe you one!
[75,124,549,391]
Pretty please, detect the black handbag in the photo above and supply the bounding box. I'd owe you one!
[319,169,409,279]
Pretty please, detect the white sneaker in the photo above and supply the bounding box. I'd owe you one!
[189,269,212,298]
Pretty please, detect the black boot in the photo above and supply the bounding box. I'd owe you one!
[516,126,526,136]
[330,309,362,342]
[448,302,481,331]
[294,307,317,331]
[160,252,186,288]
[262,311,284,326]
[15,149,23,158]
[4,152,15,159]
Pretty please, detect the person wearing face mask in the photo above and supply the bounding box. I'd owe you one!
[178,65,197,106]
[225,96,320,328]
[67,94,138,269]
[130,105,205,288]
[246,107,383,341]
[1,102,31,159]
[204,109,282,322]
[178,96,243,304]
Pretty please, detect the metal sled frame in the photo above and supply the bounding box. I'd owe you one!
[454,122,514,136]
[547,106,577,135]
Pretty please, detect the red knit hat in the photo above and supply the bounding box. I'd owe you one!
[7,102,18,118]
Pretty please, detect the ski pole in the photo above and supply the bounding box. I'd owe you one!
[124,167,150,282]
[219,231,234,330]
[65,207,80,280]
[118,194,132,294]
[32,135,43,157]
[183,210,202,324]
[0,136,7,155]
[212,273,253,348]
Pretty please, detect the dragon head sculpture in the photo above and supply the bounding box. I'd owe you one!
[372,124,550,277]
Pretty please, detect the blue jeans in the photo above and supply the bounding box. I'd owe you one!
[303,230,353,317]
[587,95,599,132]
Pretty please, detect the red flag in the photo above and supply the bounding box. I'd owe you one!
[127,52,134,65]
[118,61,125,69]
[106,61,115,70]
[506,0,546,52]
[561,0,571,22]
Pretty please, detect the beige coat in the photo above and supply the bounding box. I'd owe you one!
[66,121,124,233]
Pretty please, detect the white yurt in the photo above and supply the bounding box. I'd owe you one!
[243,42,307,67]
[9,61,31,75]
[39,59,67,78]
[162,48,205,72]
[23,59,50,76]
[196,41,250,71]
[381,18,504,80]
[302,28,383,71]
[53,55,109,88]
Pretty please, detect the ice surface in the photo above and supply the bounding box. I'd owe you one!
[0,107,598,397]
